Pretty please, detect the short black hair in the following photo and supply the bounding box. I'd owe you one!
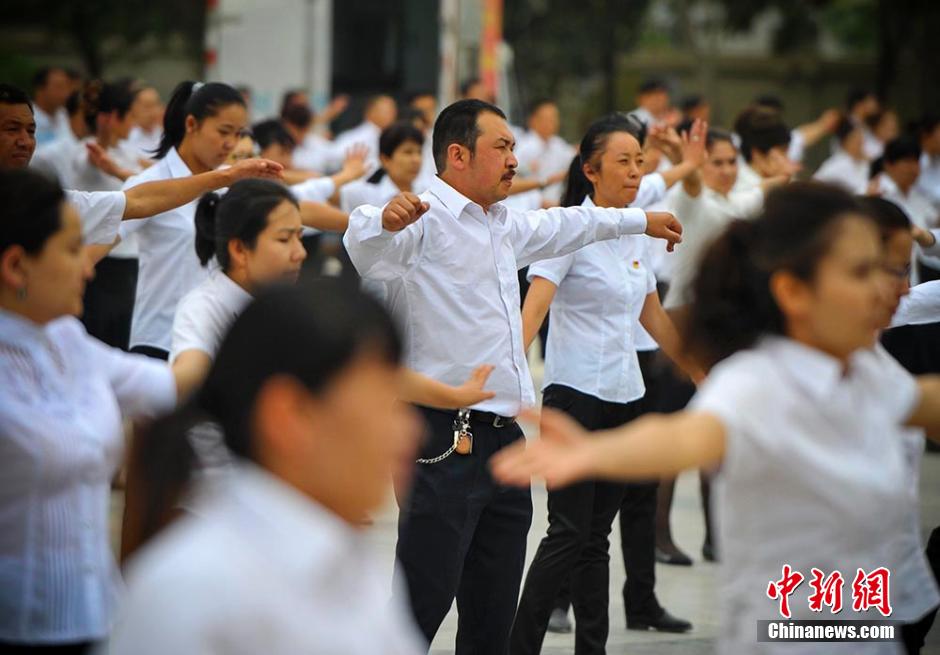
[64,91,81,116]
[857,195,912,242]
[251,119,296,151]
[638,78,668,95]
[919,113,940,138]
[0,169,64,256]
[834,117,859,144]
[754,94,784,112]
[846,87,875,111]
[737,108,791,162]
[680,94,704,113]
[0,84,33,113]
[432,99,506,173]
[279,88,307,117]
[281,103,313,130]
[883,135,922,164]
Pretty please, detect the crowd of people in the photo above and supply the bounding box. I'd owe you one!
[1,62,939,655]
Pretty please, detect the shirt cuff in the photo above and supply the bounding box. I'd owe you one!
[617,207,647,236]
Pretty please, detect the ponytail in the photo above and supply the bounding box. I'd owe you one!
[560,154,590,207]
[193,191,222,266]
[155,80,245,159]
[684,182,870,369]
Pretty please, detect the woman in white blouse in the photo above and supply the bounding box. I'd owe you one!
[0,170,202,653]
[495,182,940,655]
[120,80,250,360]
[511,115,703,653]
[108,282,427,655]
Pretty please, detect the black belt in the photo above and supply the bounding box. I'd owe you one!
[421,407,517,429]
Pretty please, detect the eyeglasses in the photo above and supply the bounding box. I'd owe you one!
[882,264,912,281]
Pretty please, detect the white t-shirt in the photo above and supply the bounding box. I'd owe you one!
[690,337,922,654]
[528,196,656,404]
[169,269,253,364]
[120,148,209,353]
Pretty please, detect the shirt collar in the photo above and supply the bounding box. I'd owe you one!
[428,175,506,222]
[0,308,46,346]
[763,336,855,399]
[581,195,596,208]
[211,269,253,315]
[164,146,194,179]
[223,463,364,581]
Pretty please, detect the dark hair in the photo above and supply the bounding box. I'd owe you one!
[753,94,784,112]
[919,113,940,138]
[0,84,32,113]
[560,113,644,207]
[0,169,65,256]
[834,117,859,144]
[31,66,65,91]
[459,78,482,98]
[281,103,313,130]
[251,119,296,152]
[857,195,911,242]
[64,91,81,117]
[127,279,403,553]
[279,88,307,118]
[737,108,791,162]
[883,135,921,164]
[406,89,435,105]
[82,80,136,133]
[367,121,425,184]
[432,99,506,173]
[526,98,555,118]
[869,156,884,180]
[846,87,875,111]
[684,182,870,369]
[680,94,704,113]
[705,127,735,151]
[193,178,299,270]
[155,81,245,159]
[638,78,667,94]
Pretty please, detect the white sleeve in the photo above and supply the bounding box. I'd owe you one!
[867,345,921,424]
[169,295,214,364]
[920,229,940,258]
[79,326,176,418]
[891,280,940,327]
[290,177,336,203]
[725,187,764,218]
[342,202,425,281]
[509,205,647,269]
[65,189,127,245]
[527,253,575,287]
[632,173,667,209]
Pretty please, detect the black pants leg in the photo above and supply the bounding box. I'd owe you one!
[510,385,639,655]
[901,525,940,653]
[619,481,660,620]
[81,256,138,350]
[394,407,532,655]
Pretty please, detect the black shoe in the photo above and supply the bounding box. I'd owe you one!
[655,545,693,566]
[547,607,572,634]
[702,541,717,562]
[627,609,693,633]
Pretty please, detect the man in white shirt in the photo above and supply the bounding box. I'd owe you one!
[29,66,72,146]
[812,118,870,194]
[845,87,883,160]
[29,90,87,187]
[628,78,671,128]
[916,114,940,210]
[734,108,798,192]
[343,99,681,654]
[513,99,575,207]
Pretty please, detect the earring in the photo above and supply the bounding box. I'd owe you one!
[16,286,26,301]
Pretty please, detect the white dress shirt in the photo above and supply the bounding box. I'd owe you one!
[812,150,869,194]
[106,464,425,655]
[0,310,175,644]
[916,152,940,210]
[293,131,345,174]
[514,132,576,205]
[120,148,209,352]
[343,175,648,416]
[626,173,668,352]
[333,121,382,171]
[786,129,806,164]
[33,106,70,147]
[691,337,923,654]
[64,189,127,246]
[169,268,253,364]
[663,185,764,309]
[891,281,940,327]
[732,160,763,192]
[290,176,336,204]
[529,196,656,404]
[340,174,401,214]
[127,125,162,159]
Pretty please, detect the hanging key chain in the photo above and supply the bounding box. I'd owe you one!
[453,408,473,455]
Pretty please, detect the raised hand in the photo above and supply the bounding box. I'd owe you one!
[679,118,708,168]
[225,158,285,183]
[644,211,683,252]
[452,364,497,407]
[86,142,131,181]
[339,144,369,182]
[490,407,594,488]
[912,226,937,248]
[382,192,430,232]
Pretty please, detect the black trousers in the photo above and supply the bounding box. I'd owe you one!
[129,345,168,361]
[0,642,93,654]
[394,406,533,655]
[510,385,642,655]
[901,525,940,654]
[81,256,138,350]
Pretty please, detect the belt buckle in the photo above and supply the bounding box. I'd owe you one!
[492,415,508,429]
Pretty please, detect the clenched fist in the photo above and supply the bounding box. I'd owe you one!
[644,211,683,252]
[383,192,430,232]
